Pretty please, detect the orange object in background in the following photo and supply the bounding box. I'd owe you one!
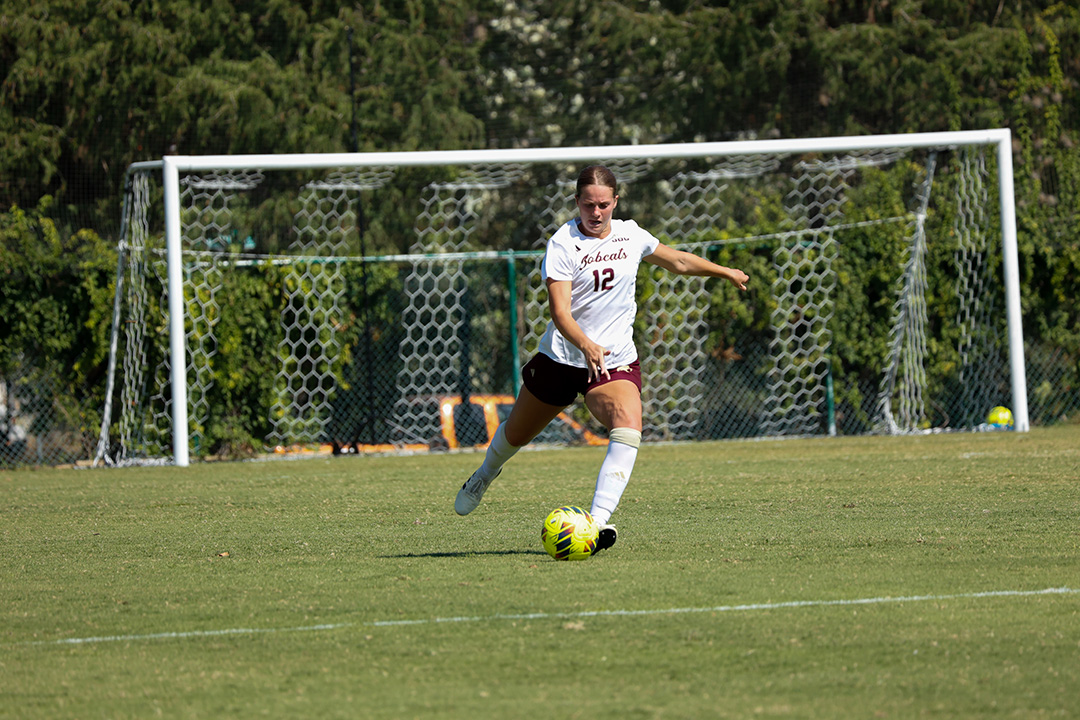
[438,394,605,450]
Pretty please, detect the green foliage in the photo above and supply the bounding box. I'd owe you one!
[0,198,116,387]
[0,0,490,229]
[1007,4,1080,414]
[0,199,116,462]
[3,1,1077,200]
[1,1,1078,460]
[201,262,285,457]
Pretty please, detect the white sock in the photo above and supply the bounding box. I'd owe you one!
[476,423,519,481]
[589,428,641,526]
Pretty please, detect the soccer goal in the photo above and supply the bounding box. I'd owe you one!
[96,130,1026,467]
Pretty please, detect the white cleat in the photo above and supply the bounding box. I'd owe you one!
[454,469,500,516]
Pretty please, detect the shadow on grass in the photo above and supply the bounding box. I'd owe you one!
[380,557,548,561]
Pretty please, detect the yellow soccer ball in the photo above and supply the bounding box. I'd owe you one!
[541,506,599,561]
[987,406,1013,429]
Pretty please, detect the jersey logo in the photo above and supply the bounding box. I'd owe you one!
[580,247,628,268]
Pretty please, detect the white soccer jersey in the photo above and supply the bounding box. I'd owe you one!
[538,218,661,368]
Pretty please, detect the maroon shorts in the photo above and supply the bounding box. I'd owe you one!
[521,352,642,407]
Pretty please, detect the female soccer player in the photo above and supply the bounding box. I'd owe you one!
[455,165,749,552]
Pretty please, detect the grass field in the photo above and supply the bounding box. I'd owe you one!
[3,426,1079,718]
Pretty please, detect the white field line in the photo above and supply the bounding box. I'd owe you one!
[15,586,1077,647]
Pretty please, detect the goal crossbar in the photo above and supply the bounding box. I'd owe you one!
[164,129,1013,171]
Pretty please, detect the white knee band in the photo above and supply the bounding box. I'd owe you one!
[609,427,642,449]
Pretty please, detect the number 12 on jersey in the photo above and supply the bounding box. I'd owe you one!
[592,267,614,292]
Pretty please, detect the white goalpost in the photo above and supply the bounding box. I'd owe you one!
[98,129,1027,467]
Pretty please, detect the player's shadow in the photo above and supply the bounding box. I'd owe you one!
[380,557,548,561]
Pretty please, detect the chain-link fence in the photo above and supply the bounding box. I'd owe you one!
[0,355,100,467]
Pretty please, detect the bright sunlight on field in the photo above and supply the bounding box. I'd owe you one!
[3,427,1078,718]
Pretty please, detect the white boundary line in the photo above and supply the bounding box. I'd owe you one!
[15,587,1076,647]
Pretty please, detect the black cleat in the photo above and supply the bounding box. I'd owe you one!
[595,524,618,552]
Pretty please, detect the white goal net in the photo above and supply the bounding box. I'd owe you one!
[96,131,1026,466]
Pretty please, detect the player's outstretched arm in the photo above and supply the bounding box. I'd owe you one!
[644,243,749,290]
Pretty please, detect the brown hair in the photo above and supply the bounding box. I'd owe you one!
[575,165,618,197]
